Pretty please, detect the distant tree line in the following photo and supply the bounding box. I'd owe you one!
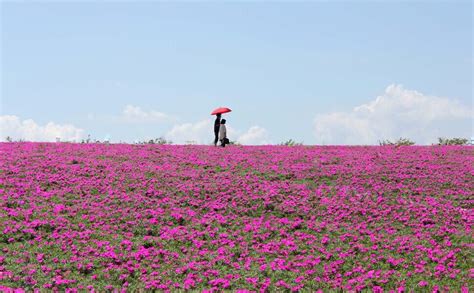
[3,135,472,146]
[378,137,470,146]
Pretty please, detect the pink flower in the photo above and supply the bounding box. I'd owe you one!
[321,235,330,245]
[1,143,471,290]
[418,281,428,287]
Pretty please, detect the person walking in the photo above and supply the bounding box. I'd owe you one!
[219,119,228,147]
[214,113,221,146]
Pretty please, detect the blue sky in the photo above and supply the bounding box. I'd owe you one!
[1,1,472,144]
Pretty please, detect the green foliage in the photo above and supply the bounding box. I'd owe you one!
[437,137,469,145]
[279,139,303,146]
[379,137,415,146]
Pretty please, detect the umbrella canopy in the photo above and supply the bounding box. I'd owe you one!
[211,107,232,115]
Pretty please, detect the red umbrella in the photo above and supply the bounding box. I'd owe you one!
[211,107,232,115]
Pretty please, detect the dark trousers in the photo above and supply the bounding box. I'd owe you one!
[214,130,219,146]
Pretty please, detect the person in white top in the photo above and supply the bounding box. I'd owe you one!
[219,119,228,147]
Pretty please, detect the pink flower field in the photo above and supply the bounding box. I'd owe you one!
[0,142,472,292]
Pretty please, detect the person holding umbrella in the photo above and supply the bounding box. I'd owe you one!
[211,107,231,146]
[213,113,221,146]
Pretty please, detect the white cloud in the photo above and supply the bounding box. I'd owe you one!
[313,84,473,145]
[0,115,84,142]
[122,105,175,123]
[165,119,213,144]
[237,126,271,145]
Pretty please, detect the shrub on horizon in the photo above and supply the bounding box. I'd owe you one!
[379,137,415,146]
[437,137,469,145]
[138,137,173,145]
[279,139,303,146]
